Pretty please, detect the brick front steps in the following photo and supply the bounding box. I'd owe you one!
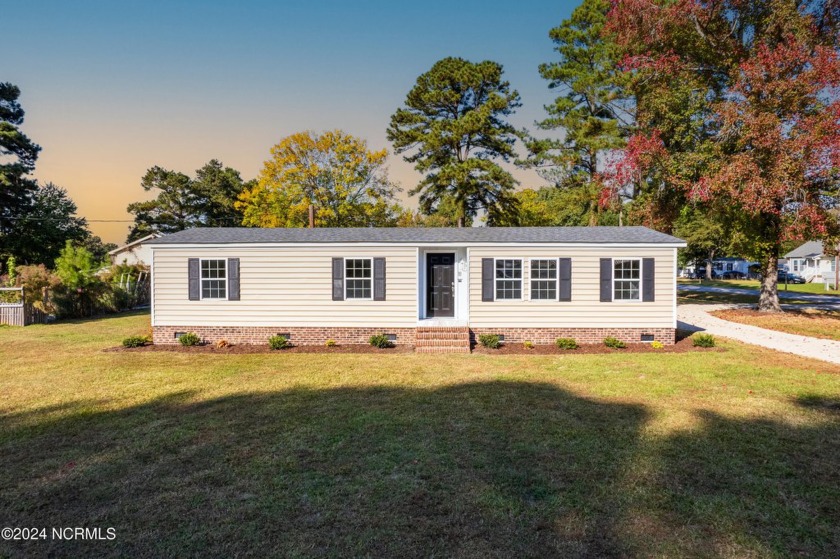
[408,326,471,354]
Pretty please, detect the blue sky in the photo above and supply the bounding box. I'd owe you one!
[6,0,578,242]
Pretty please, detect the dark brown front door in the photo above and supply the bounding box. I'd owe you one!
[427,253,455,317]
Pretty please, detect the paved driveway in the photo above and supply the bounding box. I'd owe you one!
[678,304,840,365]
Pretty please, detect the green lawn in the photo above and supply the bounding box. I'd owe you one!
[1,313,840,558]
[679,278,840,296]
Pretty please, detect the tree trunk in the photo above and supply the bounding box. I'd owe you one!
[705,250,715,280]
[757,250,781,312]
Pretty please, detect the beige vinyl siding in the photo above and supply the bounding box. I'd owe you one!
[152,245,417,327]
[469,246,675,328]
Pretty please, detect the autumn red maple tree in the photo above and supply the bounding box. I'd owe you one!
[602,0,840,311]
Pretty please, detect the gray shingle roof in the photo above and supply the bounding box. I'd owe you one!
[149,226,685,245]
[784,241,824,259]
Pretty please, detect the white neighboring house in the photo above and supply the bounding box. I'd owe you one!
[109,233,162,267]
[712,257,755,278]
[784,241,837,284]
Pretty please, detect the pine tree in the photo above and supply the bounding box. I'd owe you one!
[523,0,631,225]
[387,57,522,226]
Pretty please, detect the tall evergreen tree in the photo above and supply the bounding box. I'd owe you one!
[0,82,41,269]
[523,0,631,225]
[387,57,522,226]
[5,183,89,267]
[126,160,251,241]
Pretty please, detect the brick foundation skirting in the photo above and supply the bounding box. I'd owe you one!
[153,325,417,346]
[153,325,676,346]
[469,327,676,345]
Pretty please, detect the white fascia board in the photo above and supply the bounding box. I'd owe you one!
[149,241,687,250]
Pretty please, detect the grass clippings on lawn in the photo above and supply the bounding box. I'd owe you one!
[712,308,840,341]
[1,312,840,558]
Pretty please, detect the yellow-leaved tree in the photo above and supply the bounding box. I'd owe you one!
[236,130,404,227]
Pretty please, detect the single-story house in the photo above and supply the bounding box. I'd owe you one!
[711,257,756,278]
[147,226,686,352]
[109,233,162,267]
[784,241,837,283]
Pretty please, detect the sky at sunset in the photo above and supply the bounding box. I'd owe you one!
[7,0,577,243]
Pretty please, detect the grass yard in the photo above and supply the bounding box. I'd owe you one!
[712,308,840,341]
[679,278,840,296]
[1,313,840,558]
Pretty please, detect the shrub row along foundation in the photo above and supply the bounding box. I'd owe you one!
[153,326,675,347]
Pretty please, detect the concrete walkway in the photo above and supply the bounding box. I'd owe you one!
[678,304,840,366]
[678,283,840,306]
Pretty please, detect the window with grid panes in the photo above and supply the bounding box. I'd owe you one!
[495,259,522,299]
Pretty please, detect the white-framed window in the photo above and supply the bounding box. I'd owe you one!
[201,259,227,299]
[613,259,641,301]
[345,258,372,299]
[530,259,557,300]
[495,259,523,300]
[726,263,734,271]
[792,259,801,272]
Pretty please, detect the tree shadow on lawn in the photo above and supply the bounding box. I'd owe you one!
[0,383,837,558]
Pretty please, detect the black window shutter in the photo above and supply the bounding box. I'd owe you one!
[188,258,200,301]
[481,258,494,302]
[373,257,386,301]
[332,257,344,301]
[227,258,240,301]
[558,258,572,302]
[599,258,612,302]
[642,258,655,302]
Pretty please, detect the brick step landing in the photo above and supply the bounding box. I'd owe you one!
[415,326,471,354]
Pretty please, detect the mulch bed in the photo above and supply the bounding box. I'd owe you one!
[106,343,416,354]
[108,333,720,355]
[472,334,722,355]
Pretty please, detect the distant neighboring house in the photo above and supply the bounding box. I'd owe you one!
[711,257,755,278]
[147,226,686,351]
[109,233,162,267]
[784,241,837,283]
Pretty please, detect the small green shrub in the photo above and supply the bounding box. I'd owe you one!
[650,340,664,350]
[268,335,291,350]
[325,339,338,347]
[692,333,716,348]
[122,335,149,348]
[523,340,535,350]
[369,333,392,348]
[178,332,201,346]
[555,337,579,350]
[604,337,626,349]
[478,333,501,349]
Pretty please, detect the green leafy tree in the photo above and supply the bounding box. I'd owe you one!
[0,82,41,269]
[522,0,631,225]
[127,167,202,241]
[80,235,118,264]
[387,57,523,226]
[606,0,840,311]
[673,206,732,279]
[5,183,89,267]
[496,186,620,226]
[193,159,253,226]
[127,160,251,241]
[396,195,472,227]
[237,130,403,228]
[53,241,106,318]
